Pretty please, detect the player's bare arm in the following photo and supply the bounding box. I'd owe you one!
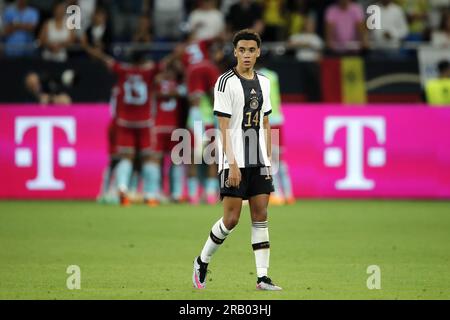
[83,44,115,69]
[218,116,241,187]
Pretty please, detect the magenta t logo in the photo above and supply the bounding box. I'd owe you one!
[15,117,77,190]
[324,116,386,190]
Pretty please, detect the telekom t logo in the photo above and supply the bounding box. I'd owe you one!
[324,116,386,190]
[15,117,77,190]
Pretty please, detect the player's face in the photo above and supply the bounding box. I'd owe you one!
[234,40,260,70]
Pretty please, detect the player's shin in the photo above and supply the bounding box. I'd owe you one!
[100,168,111,195]
[279,161,293,199]
[170,164,184,201]
[271,171,283,198]
[116,158,133,193]
[200,218,233,263]
[143,162,161,201]
[128,172,140,194]
[187,175,199,203]
[205,178,217,196]
[251,221,270,278]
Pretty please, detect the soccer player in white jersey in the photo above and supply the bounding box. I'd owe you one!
[192,29,282,291]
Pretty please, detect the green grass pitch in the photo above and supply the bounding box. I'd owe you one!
[0,200,449,300]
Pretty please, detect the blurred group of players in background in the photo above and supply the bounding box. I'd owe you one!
[88,28,295,207]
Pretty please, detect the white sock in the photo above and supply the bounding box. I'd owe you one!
[200,218,232,263]
[252,221,270,278]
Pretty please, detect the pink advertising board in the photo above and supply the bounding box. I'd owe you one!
[0,104,449,199]
[282,104,450,198]
[0,105,110,199]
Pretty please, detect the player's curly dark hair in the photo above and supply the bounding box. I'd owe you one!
[232,29,261,48]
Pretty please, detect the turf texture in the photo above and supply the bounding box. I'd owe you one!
[0,200,449,300]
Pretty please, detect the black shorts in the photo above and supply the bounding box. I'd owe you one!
[219,166,274,200]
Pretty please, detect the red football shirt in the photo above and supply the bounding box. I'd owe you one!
[112,62,158,127]
[181,39,212,68]
[154,79,183,128]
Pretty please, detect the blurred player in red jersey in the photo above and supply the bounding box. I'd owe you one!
[85,45,158,206]
[97,85,121,204]
[148,62,187,203]
[173,30,222,204]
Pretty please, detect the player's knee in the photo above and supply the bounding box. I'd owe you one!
[143,154,158,163]
[251,208,268,221]
[224,218,239,230]
[223,214,240,230]
[120,153,134,161]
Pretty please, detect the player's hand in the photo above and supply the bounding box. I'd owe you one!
[228,164,241,188]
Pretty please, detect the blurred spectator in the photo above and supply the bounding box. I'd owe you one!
[370,0,409,51]
[309,0,335,39]
[226,0,264,37]
[428,0,450,31]
[187,0,224,40]
[24,70,75,105]
[287,18,324,61]
[357,0,375,9]
[431,11,450,48]
[28,0,54,14]
[65,0,97,37]
[78,0,97,31]
[39,1,76,62]
[2,0,40,57]
[226,0,264,36]
[287,0,310,37]
[325,0,367,53]
[152,0,184,40]
[425,60,450,106]
[0,0,4,24]
[81,6,112,52]
[0,0,4,43]
[108,0,146,41]
[132,14,152,43]
[220,0,239,14]
[396,0,428,41]
[262,0,287,41]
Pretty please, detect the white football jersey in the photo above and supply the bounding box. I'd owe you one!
[213,68,272,173]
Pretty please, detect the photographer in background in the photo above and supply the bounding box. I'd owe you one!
[24,69,76,105]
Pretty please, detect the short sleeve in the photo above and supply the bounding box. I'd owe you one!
[262,80,272,117]
[213,79,232,118]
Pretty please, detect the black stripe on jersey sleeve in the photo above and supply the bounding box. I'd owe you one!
[264,110,272,116]
[218,70,233,92]
[219,73,234,92]
[214,111,232,118]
